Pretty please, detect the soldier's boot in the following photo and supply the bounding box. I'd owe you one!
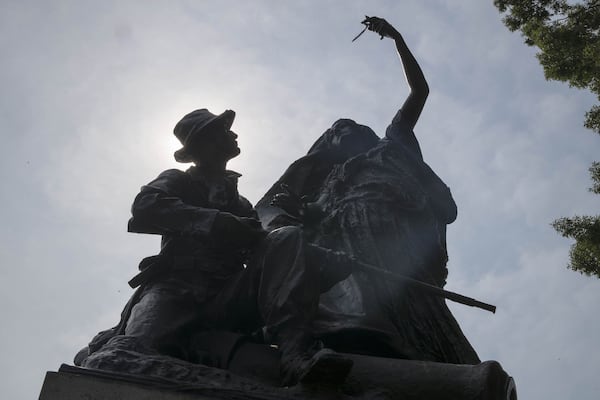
[278,331,353,386]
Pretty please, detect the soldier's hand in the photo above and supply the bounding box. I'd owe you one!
[213,212,266,247]
[271,193,306,218]
[270,184,308,219]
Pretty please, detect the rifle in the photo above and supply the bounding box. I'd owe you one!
[274,183,495,313]
[356,258,496,313]
[310,244,496,314]
[129,247,496,313]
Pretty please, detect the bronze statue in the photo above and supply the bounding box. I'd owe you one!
[257,16,479,364]
[76,108,353,386]
[66,16,516,400]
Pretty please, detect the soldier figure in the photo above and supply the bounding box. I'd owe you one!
[77,109,352,386]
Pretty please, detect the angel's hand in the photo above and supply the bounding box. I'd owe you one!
[362,16,399,40]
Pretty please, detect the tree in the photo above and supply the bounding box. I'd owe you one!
[494,0,600,133]
[551,163,600,278]
[495,1,600,277]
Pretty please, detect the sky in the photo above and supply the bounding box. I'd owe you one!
[1,1,599,399]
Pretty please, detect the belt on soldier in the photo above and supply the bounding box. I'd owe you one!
[128,254,241,288]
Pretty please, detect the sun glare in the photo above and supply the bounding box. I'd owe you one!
[156,133,184,168]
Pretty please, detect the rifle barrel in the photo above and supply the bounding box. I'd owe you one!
[354,260,496,314]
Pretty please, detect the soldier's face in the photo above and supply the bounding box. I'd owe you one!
[189,124,240,163]
[211,127,240,159]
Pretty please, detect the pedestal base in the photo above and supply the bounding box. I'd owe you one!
[39,355,517,400]
[39,368,218,400]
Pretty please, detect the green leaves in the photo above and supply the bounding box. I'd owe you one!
[552,214,600,278]
[495,0,600,134]
[496,1,600,278]
[551,164,600,277]
[552,215,600,242]
[588,162,600,194]
[585,106,600,132]
[568,237,600,277]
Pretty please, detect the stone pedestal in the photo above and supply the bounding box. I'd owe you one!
[39,368,216,400]
[39,357,517,400]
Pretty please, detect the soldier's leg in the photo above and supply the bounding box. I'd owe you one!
[202,226,319,334]
[254,226,320,333]
[249,226,353,385]
[122,281,200,360]
[199,226,352,385]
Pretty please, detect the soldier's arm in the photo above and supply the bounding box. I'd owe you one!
[128,170,265,246]
[127,169,218,237]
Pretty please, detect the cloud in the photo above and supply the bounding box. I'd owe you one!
[2,2,600,399]
[449,242,600,399]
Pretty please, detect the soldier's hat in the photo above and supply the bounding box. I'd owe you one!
[173,109,236,163]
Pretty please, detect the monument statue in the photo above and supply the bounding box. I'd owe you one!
[74,107,355,386]
[39,16,516,400]
[257,16,479,365]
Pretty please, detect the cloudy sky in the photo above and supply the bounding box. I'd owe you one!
[2,1,599,399]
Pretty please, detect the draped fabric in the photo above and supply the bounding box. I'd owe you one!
[312,139,479,364]
[257,113,479,364]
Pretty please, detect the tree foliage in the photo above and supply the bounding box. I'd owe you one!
[495,2,600,277]
[494,0,600,133]
[589,161,600,194]
[551,164,600,278]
